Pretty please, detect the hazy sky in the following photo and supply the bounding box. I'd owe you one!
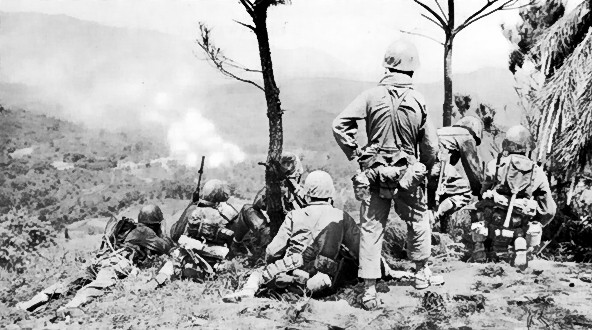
[0,0,559,83]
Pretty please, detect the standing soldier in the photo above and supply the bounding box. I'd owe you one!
[332,39,442,310]
[18,205,172,313]
[229,152,305,255]
[429,116,484,233]
[145,179,238,288]
[222,170,359,302]
[471,125,556,268]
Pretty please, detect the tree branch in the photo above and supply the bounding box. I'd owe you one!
[421,13,444,29]
[456,0,534,33]
[400,29,444,45]
[197,23,264,91]
[455,0,498,32]
[414,0,448,29]
[233,19,256,32]
[433,0,448,21]
[238,0,255,17]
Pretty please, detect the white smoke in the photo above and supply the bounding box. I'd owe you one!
[167,109,246,168]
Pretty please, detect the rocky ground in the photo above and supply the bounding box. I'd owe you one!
[2,227,592,330]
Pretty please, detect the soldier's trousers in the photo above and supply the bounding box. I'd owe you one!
[22,255,134,311]
[232,204,268,243]
[359,186,430,279]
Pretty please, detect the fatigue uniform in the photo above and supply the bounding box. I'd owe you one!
[19,223,171,311]
[227,201,359,301]
[232,179,305,243]
[429,126,482,231]
[473,154,556,260]
[154,202,238,284]
[333,72,438,279]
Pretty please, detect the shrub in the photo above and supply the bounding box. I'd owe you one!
[0,209,56,273]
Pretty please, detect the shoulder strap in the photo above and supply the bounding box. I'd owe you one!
[493,153,503,187]
[381,87,411,151]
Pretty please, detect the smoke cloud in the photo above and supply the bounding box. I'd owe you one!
[0,12,247,168]
[167,110,246,168]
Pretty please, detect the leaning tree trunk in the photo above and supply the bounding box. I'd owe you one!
[443,36,454,127]
[254,8,284,237]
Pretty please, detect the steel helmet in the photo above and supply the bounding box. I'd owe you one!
[138,204,164,224]
[453,116,484,146]
[304,170,335,199]
[280,152,303,180]
[383,39,420,72]
[201,179,230,203]
[502,125,533,154]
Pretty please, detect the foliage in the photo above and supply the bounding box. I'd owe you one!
[0,209,56,273]
[452,93,501,136]
[502,0,565,73]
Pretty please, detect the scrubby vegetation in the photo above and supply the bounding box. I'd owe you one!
[1,102,592,329]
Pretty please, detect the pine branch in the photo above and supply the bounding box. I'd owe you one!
[197,23,264,91]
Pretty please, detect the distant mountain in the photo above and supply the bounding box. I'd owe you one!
[0,11,520,159]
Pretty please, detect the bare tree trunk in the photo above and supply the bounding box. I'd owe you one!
[443,37,454,127]
[253,8,284,236]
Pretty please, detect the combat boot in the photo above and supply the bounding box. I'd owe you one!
[223,270,263,303]
[17,293,50,312]
[470,222,488,262]
[414,263,444,290]
[361,280,379,310]
[512,237,528,270]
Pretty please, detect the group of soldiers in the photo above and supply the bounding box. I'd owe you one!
[18,39,556,313]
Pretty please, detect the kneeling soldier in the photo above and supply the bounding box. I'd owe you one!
[471,125,556,269]
[429,116,483,233]
[144,179,238,288]
[223,170,359,302]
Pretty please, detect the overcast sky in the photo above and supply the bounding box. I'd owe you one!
[3,0,573,83]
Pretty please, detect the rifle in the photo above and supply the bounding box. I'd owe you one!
[435,159,448,206]
[258,160,306,209]
[192,156,206,204]
[171,156,205,242]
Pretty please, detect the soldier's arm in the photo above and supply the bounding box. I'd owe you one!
[418,119,438,170]
[252,187,267,211]
[458,137,484,196]
[534,170,557,226]
[332,91,369,160]
[265,211,293,263]
[480,159,497,195]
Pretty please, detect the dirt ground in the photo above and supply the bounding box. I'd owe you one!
[2,232,592,329]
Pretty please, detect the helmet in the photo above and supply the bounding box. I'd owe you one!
[453,116,484,146]
[383,39,420,72]
[502,125,532,154]
[304,170,335,199]
[279,152,303,179]
[201,179,230,203]
[138,204,164,224]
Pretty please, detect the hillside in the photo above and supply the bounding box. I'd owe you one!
[0,11,518,161]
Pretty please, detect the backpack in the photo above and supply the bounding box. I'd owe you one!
[100,216,137,251]
[483,155,538,228]
[493,154,538,199]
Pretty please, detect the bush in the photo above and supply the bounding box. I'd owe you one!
[0,209,56,273]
